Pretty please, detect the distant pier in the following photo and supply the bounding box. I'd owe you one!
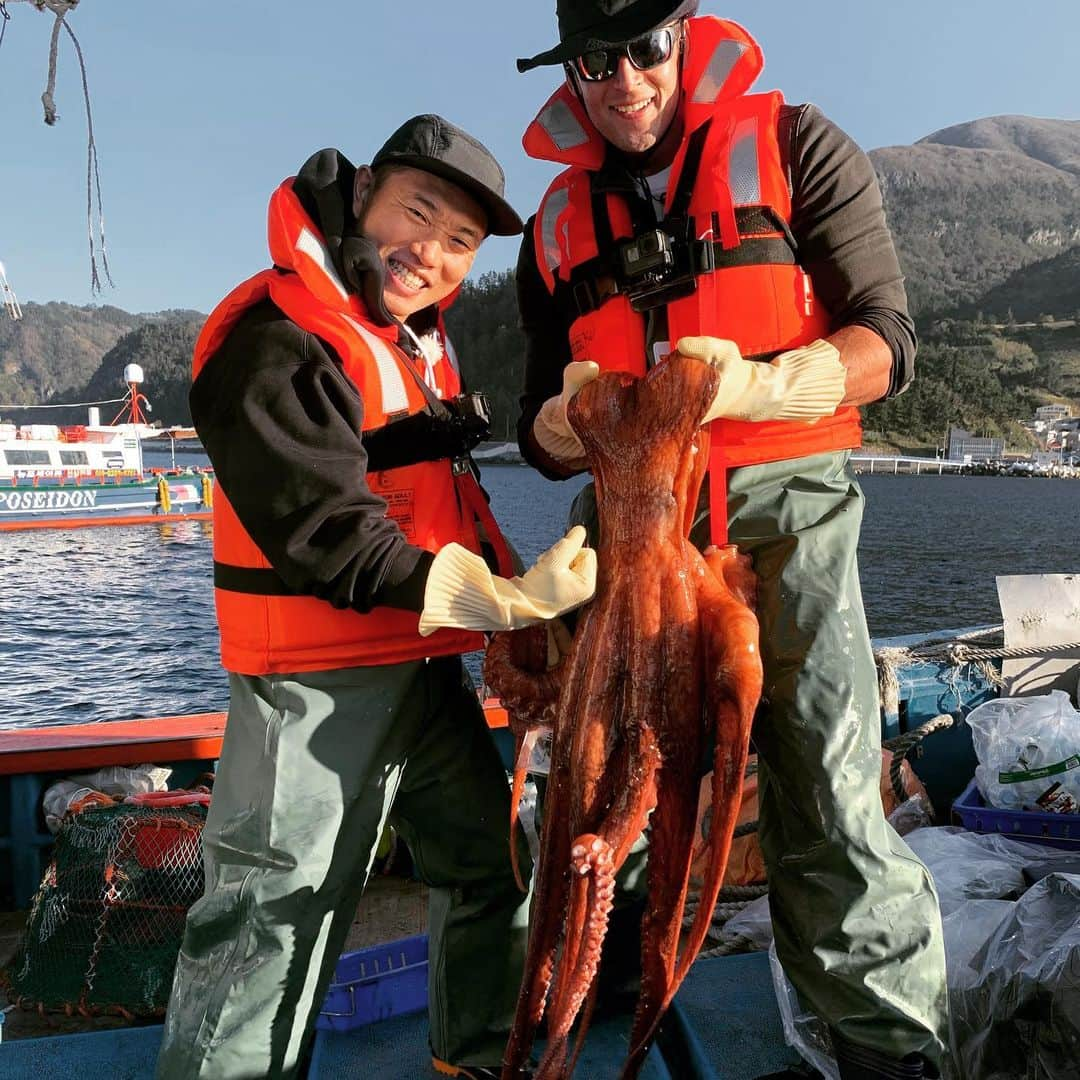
[851,454,1079,478]
[851,454,965,475]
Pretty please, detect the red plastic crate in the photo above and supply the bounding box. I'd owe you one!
[317,933,428,1032]
[951,778,1080,849]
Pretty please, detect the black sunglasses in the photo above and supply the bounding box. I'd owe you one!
[572,26,678,83]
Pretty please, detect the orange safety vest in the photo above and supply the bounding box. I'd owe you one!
[524,15,862,542]
[193,179,508,674]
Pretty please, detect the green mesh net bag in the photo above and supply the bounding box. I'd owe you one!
[1,799,208,1018]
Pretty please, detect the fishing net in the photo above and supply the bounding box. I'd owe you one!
[1,799,207,1018]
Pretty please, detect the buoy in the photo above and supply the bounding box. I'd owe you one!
[201,473,213,509]
[157,475,172,514]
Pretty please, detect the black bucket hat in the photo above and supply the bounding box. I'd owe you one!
[371,114,523,237]
[518,0,698,73]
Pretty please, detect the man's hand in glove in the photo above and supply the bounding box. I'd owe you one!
[419,525,597,636]
[532,361,601,466]
[675,336,847,425]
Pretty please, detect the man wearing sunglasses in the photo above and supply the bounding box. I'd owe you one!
[514,3,947,1079]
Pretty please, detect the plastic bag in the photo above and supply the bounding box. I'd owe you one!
[887,792,935,835]
[940,900,1013,991]
[768,943,839,1080]
[948,872,1080,1079]
[42,763,171,832]
[966,691,1080,812]
[521,726,553,776]
[904,825,1058,914]
[720,892,773,950]
[762,828,1080,1077]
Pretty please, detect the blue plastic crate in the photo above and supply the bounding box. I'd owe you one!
[316,933,428,1032]
[952,778,1080,849]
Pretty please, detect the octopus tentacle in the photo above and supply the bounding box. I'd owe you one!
[673,546,762,989]
[535,835,617,1080]
[496,354,762,1080]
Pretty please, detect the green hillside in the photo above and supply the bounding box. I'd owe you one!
[871,116,1080,316]
[0,302,140,409]
[3,116,1078,448]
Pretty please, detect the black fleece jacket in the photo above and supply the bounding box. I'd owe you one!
[515,104,917,478]
[190,150,437,616]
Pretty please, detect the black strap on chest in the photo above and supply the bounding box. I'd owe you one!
[556,118,800,318]
[358,336,491,473]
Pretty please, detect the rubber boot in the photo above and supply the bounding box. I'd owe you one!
[832,1033,940,1080]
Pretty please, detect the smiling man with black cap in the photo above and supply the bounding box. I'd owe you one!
[512,4,948,1079]
[154,116,595,1080]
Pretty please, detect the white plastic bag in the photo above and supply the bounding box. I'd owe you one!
[720,893,774,950]
[767,944,839,1080]
[887,792,935,835]
[966,690,1080,812]
[42,763,171,832]
[904,825,1058,914]
[948,872,1080,1079]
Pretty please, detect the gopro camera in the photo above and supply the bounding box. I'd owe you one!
[443,391,492,453]
[619,228,675,279]
[616,225,699,312]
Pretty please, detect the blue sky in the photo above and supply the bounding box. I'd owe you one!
[1,0,1077,314]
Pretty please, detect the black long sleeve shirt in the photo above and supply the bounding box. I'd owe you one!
[515,104,916,477]
[191,299,434,615]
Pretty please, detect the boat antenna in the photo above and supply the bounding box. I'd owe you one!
[3,0,113,294]
[0,259,22,320]
[110,364,152,426]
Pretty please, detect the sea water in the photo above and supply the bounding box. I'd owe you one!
[1,463,1079,729]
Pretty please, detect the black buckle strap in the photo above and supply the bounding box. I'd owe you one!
[214,561,298,596]
[565,234,797,317]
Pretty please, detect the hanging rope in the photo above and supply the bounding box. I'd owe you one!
[882,713,955,804]
[10,1,112,294]
[0,395,125,409]
[0,2,11,52]
[0,259,22,320]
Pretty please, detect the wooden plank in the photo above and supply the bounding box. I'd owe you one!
[0,713,227,775]
[0,701,508,776]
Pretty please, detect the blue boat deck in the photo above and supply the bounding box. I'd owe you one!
[0,952,803,1079]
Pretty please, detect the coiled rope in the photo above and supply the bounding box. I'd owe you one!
[883,713,955,804]
[874,625,1080,717]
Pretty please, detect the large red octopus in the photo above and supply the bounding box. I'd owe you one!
[485,352,764,1080]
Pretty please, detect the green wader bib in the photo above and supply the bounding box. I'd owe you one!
[156,656,529,1079]
[568,450,949,1065]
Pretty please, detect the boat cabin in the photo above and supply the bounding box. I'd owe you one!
[0,422,143,481]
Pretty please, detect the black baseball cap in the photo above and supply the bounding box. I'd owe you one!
[371,114,523,237]
[517,0,698,72]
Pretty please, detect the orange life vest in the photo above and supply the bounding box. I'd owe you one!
[524,16,862,541]
[193,179,505,674]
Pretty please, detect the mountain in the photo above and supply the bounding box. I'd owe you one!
[871,115,1080,315]
[4,114,1079,444]
[0,302,141,408]
[955,245,1080,321]
[0,306,204,427]
[78,317,204,426]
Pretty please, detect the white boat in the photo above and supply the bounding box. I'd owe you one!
[0,367,213,531]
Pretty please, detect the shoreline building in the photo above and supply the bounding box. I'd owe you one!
[946,426,1005,463]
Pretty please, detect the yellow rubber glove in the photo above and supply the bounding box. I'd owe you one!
[418,526,597,636]
[676,337,847,424]
[532,361,601,465]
